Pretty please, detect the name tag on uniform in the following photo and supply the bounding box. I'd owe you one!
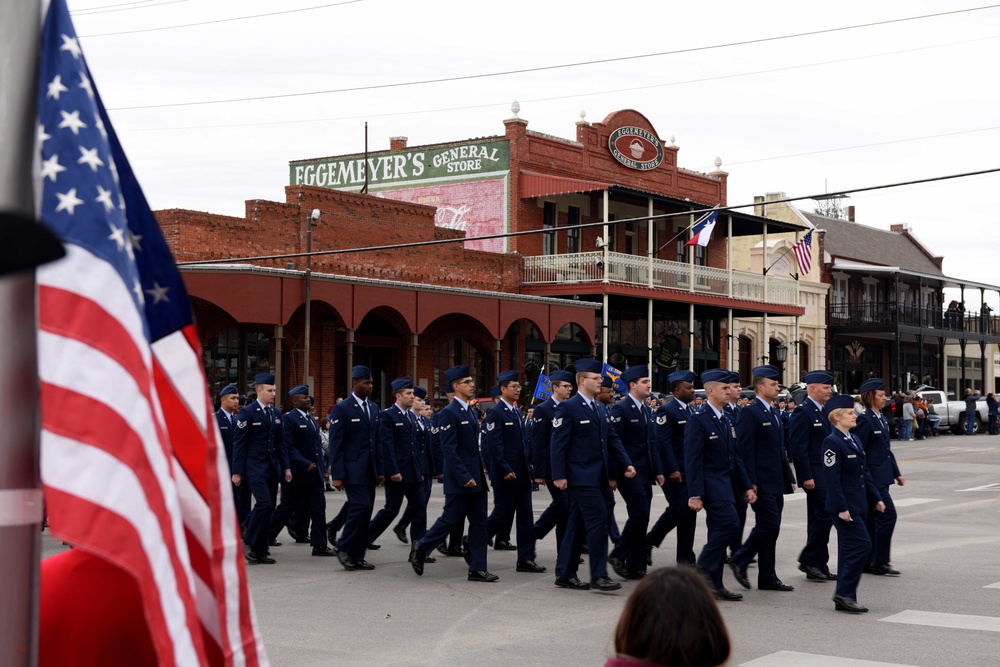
[874,430,882,435]
[847,454,857,459]
[351,418,360,423]
[504,422,514,427]
[813,422,822,427]
[220,426,228,430]
[395,422,404,427]
[709,434,718,440]
[630,418,639,423]
[677,420,686,425]
[762,422,772,427]
[299,424,307,428]
[580,420,590,424]
[460,420,469,425]
[252,422,261,426]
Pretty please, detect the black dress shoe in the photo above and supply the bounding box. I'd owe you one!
[269,539,282,547]
[555,576,590,590]
[624,570,646,580]
[799,564,829,581]
[870,563,901,576]
[493,540,517,551]
[516,560,547,573]
[646,546,653,567]
[729,562,751,589]
[294,535,311,544]
[246,550,275,564]
[468,570,499,582]
[312,546,336,557]
[337,550,358,571]
[608,556,630,579]
[367,542,381,550]
[354,560,375,570]
[326,525,337,546]
[714,587,743,601]
[590,576,622,591]
[462,536,471,565]
[436,543,450,556]
[393,525,408,544]
[287,528,301,541]
[580,544,589,555]
[863,563,878,574]
[410,545,426,576]
[444,547,464,558]
[423,554,437,564]
[833,595,868,613]
[824,571,837,580]
[759,580,794,591]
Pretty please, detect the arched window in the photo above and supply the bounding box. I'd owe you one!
[203,325,273,401]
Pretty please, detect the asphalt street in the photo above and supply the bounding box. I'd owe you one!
[41,431,1000,666]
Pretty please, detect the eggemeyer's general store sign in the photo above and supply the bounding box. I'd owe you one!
[608,126,664,171]
[290,140,510,189]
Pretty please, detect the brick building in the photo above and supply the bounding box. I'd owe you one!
[291,107,808,391]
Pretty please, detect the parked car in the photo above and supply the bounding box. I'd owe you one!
[914,389,989,435]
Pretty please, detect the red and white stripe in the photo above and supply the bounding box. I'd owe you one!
[39,245,267,665]
[792,233,813,276]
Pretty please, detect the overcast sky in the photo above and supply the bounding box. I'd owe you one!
[69,0,1000,308]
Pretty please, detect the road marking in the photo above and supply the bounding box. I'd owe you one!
[892,497,939,507]
[880,610,1000,633]
[741,650,920,666]
[984,582,1000,589]
[957,483,1000,492]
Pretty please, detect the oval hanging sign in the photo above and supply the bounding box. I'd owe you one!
[608,126,664,171]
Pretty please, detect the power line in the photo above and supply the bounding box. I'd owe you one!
[72,0,188,16]
[79,0,363,38]
[106,4,1000,111]
[176,166,1000,266]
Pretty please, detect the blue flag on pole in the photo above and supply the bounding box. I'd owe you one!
[533,368,552,401]
[602,363,628,393]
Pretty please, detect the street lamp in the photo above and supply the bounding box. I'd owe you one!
[303,208,319,387]
[775,344,788,364]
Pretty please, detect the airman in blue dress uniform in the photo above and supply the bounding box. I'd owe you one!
[215,384,250,529]
[821,394,886,613]
[232,372,291,564]
[328,365,383,571]
[550,359,636,592]
[531,370,574,562]
[729,366,797,592]
[647,370,698,566]
[685,368,757,601]
[608,365,664,580]
[788,370,838,582]
[485,370,546,573]
[394,386,435,545]
[853,377,905,576]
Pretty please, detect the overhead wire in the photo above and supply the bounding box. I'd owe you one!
[71,0,189,16]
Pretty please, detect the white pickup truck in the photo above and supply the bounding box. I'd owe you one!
[915,390,990,434]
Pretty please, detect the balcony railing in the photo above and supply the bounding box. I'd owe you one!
[829,301,1000,335]
[521,251,799,307]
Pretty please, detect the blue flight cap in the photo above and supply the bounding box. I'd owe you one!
[859,378,885,393]
[601,375,614,389]
[550,370,574,384]
[308,396,314,406]
[667,370,695,385]
[751,365,780,380]
[804,370,834,385]
[700,368,729,384]
[238,395,246,406]
[488,384,501,398]
[497,369,519,384]
[444,365,471,385]
[823,394,855,416]
[391,377,414,392]
[254,372,275,386]
[574,358,602,374]
[620,365,649,384]
[413,386,428,400]
[726,371,741,384]
[288,384,309,397]
[219,384,238,397]
[352,365,372,380]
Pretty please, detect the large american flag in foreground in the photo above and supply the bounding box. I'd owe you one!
[35,1,267,664]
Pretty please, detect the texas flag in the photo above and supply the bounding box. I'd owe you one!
[684,211,718,247]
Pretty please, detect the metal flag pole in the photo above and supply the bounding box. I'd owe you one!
[0,1,44,665]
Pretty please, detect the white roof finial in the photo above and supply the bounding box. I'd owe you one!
[714,156,722,169]
[669,135,676,146]
[511,100,521,118]
[579,109,586,121]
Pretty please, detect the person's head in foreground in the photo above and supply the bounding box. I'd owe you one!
[608,566,731,667]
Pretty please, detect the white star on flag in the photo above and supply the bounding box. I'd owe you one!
[54,188,84,214]
[79,73,94,99]
[128,231,143,253]
[47,75,69,100]
[40,154,66,182]
[95,185,115,212]
[107,224,127,250]
[37,124,52,148]
[77,146,104,171]
[145,282,170,304]
[58,109,87,135]
[59,33,81,59]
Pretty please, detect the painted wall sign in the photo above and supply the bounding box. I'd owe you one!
[290,140,510,189]
[608,126,664,171]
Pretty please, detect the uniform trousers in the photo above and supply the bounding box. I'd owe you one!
[327,501,349,533]
[335,484,376,561]
[244,471,278,556]
[698,498,740,589]
[729,495,747,555]
[732,492,784,584]
[534,479,568,548]
[234,482,251,529]
[486,484,535,562]
[418,491,488,571]
[646,480,696,563]
[397,476,433,532]
[799,485,834,571]
[866,486,897,564]
[609,477,652,574]
[269,480,327,548]
[834,512,872,599]
[369,481,426,543]
[557,486,610,580]
[603,486,621,544]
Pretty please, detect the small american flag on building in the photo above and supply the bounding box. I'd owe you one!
[792,230,814,276]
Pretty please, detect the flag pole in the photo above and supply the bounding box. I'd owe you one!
[0,1,44,665]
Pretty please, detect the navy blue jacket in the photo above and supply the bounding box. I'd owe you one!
[609,395,662,485]
[530,397,559,480]
[413,411,434,476]
[853,408,901,485]
[329,396,381,485]
[788,398,831,487]
[436,399,488,495]
[282,408,325,485]
[215,408,237,472]
[684,405,752,503]
[232,401,288,478]
[550,393,632,487]
[654,398,690,476]
[735,398,796,495]
[379,404,423,483]
[485,400,531,487]
[821,430,883,516]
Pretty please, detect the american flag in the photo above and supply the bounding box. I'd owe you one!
[35,1,266,664]
[792,230,814,276]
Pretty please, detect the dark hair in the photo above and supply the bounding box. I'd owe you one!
[860,389,880,410]
[613,567,731,667]
[751,375,769,391]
